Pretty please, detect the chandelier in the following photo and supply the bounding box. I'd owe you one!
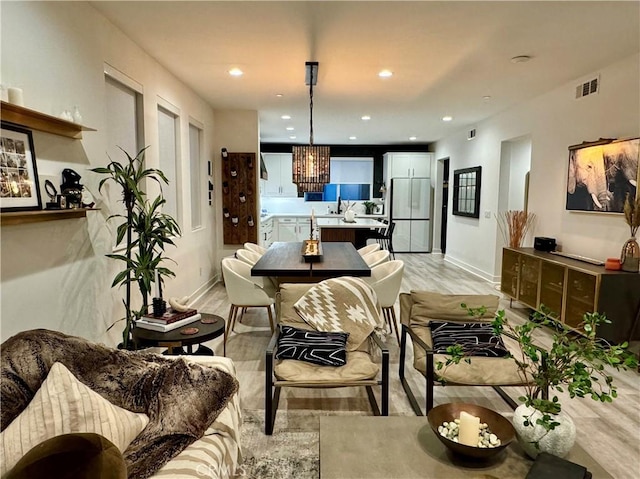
[292,61,330,193]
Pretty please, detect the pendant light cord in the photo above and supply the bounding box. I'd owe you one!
[309,80,314,146]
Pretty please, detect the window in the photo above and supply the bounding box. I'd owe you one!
[189,122,202,229]
[157,104,179,224]
[452,166,482,218]
[104,66,144,249]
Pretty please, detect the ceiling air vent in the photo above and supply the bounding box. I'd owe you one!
[467,128,476,140]
[575,76,599,99]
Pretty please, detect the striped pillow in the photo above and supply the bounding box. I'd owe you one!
[275,325,349,366]
[0,362,149,476]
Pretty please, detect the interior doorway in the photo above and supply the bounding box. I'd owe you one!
[440,158,450,254]
[495,136,532,273]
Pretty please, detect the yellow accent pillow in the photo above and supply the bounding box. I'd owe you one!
[0,362,149,475]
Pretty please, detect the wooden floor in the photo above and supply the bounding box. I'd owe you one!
[195,253,640,479]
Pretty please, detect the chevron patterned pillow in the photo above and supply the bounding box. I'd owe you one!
[275,325,349,367]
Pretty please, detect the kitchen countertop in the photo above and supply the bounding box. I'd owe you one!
[316,217,383,228]
[260,213,385,223]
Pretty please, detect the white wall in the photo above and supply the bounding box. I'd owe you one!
[0,2,228,345]
[435,53,640,281]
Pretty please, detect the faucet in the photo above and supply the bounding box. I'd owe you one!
[337,196,342,214]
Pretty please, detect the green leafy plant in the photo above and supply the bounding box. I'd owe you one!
[440,305,637,445]
[91,147,181,348]
[362,201,377,215]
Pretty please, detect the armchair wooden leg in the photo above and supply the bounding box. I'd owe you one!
[265,334,280,435]
[426,348,434,414]
[399,325,424,416]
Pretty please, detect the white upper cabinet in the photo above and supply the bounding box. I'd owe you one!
[262,153,297,197]
[383,152,433,179]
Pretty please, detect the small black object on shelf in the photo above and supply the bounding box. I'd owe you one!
[152,297,167,317]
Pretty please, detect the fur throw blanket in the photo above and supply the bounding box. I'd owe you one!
[1,329,239,479]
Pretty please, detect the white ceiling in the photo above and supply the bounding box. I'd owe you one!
[90,1,639,146]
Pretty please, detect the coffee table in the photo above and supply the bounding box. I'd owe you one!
[319,416,612,478]
[132,312,225,355]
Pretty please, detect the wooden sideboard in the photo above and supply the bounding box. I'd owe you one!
[501,247,640,344]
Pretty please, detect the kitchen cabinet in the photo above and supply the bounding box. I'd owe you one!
[262,153,297,197]
[500,247,640,344]
[276,216,312,242]
[260,217,274,248]
[383,152,433,179]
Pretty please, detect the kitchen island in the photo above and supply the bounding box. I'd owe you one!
[316,217,384,248]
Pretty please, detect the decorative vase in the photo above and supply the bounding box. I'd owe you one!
[512,405,576,459]
[620,237,640,272]
[344,210,355,222]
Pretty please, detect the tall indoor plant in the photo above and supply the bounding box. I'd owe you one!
[443,305,637,458]
[92,147,181,348]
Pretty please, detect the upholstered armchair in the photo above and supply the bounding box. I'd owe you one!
[399,291,541,415]
[265,281,389,435]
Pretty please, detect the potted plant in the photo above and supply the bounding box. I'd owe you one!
[443,305,637,458]
[362,201,377,215]
[91,147,181,348]
[620,192,640,272]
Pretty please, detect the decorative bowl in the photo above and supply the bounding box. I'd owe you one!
[427,403,515,460]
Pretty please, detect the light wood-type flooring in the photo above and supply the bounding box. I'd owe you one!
[195,253,640,479]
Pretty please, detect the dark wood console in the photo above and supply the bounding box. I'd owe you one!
[501,247,640,344]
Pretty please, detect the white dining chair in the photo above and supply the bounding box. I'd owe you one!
[236,248,262,266]
[364,260,404,343]
[244,242,267,255]
[357,243,381,257]
[362,249,390,268]
[221,257,276,355]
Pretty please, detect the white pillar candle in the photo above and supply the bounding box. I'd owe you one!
[7,87,24,106]
[458,411,481,447]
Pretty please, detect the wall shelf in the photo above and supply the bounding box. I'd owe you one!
[1,208,99,226]
[0,101,96,139]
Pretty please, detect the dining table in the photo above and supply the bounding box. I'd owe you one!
[251,241,371,284]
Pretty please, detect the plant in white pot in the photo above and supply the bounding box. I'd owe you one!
[445,305,637,459]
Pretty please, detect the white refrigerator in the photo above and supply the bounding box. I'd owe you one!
[390,178,432,252]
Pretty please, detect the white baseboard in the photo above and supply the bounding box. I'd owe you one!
[188,275,221,307]
[443,255,500,284]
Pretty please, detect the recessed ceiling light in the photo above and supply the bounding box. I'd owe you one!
[361,115,371,121]
[289,135,296,140]
[286,126,295,131]
[228,68,243,76]
[349,136,357,140]
[281,115,291,120]
[510,55,531,64]
[378,69,393,78]
[409,136,417,141]
[483,95,492,102]
[276,93,284,98]
[442,116,453,122]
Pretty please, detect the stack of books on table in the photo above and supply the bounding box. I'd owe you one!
[135,308,201,332]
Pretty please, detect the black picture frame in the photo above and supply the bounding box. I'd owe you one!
[566,137,639,213]
[0,122,42,211]
[452,166,481,218]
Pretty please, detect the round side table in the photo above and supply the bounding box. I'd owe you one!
[132,313,225,356]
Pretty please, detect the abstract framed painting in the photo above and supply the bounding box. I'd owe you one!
[566,137,639,213]
[0,122,42,212]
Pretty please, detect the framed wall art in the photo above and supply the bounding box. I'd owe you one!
[452,166,482,218]
[566,137,639,213]
[0,122,42,211]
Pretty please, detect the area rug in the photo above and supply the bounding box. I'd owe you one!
[238,409,371,478]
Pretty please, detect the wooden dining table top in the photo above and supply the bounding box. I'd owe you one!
[251,241,371,278]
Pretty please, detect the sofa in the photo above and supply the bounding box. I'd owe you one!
[0,329,242,479]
